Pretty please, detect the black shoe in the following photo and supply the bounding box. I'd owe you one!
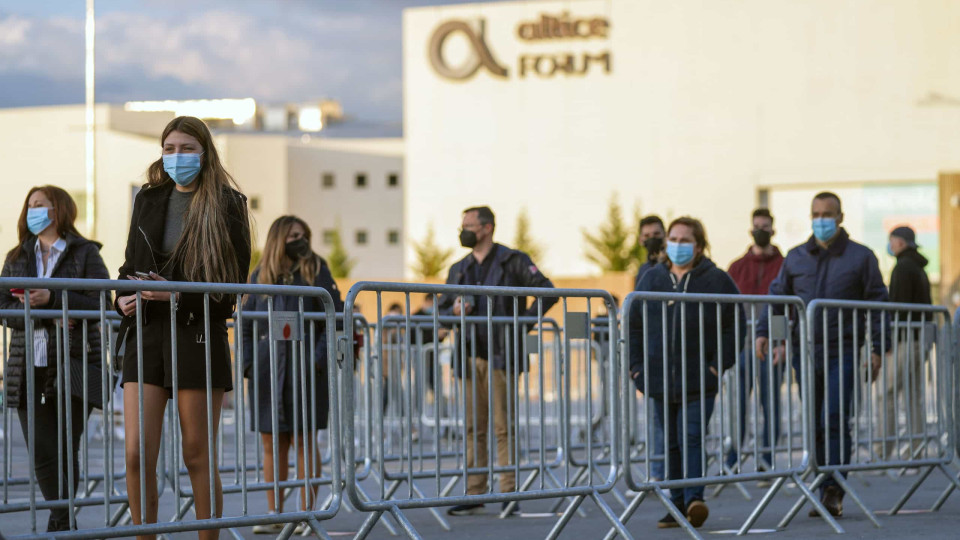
[686,499,709,528]
[501,502,520,516]
[447,503,484,516]
[809,486,843,518]
[657,513,680,529]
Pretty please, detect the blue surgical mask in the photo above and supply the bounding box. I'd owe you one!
[812,217,837,243]
[666,241,695,266]
[886,243,895,257]
[162,152,203,186]
[26,207,53,235]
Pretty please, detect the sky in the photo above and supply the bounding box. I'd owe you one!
[0,0,511,124]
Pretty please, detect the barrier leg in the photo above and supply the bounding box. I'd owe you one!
[602,489,647,540]
[931,464,960,511]
[830,471,881,528]
[545,494,585,540]
[354,510,385,540]
[353,483,400,535]
[778,472,844,534]
[307,516,334,540]
[410,482,451,530]
[590,491,635,540]
[711,462,753,501]
[737,476,785,534]
[546,468,587,517]
[889,465,935,514]
[653,487,703,540]
[389,505,423,540]
[499,469,540,518]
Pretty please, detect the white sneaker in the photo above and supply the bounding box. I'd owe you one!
[294,522,309,535]
[252,522,284,534]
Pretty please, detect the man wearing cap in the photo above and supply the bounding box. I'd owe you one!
[879,226,931,458]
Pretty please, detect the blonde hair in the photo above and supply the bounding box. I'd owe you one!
[146,116,251,285]
[256,215,320,286]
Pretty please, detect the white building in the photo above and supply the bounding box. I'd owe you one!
[402,0,960,284]
[0,102,404,279]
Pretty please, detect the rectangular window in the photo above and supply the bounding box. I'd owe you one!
[322,230,336,245]
[355,173,367,188]
[757,188,770,208]
[249,196,260,210]
[387,173,400,188]
[322,173,335,188]
[387,230,400,245]
[356,230,368,245]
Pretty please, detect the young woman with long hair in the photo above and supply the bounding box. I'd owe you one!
[242,215,342,534]
[115,116,251,540]
[0,186,110,531]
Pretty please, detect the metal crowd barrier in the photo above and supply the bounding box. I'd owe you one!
[0,277,340,539]
[778,299,960,529]
[610,291,839,540]
[341,282,631,540]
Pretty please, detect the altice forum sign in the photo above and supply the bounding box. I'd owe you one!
[428,11,612,81]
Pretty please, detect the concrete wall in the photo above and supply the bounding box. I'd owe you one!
[403,0,960,278]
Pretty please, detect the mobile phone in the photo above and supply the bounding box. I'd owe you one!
[9,288,24,295]
[134,271,153,280]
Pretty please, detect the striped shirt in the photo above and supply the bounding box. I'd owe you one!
[32,237,66,367]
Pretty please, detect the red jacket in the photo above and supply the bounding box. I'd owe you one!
[728,246,784,296]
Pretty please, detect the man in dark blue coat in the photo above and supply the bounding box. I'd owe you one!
[440,206,556,517]
[756,192,888,518]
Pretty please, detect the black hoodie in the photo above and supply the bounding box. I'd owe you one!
[628,257,743,403]
[889,247,931,306]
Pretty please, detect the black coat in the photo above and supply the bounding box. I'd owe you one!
[889,248,931,306]
[629,258,743,403]
[114,181,250,387]
[439,243,556,372]
[241,263,343,432]
[0,234,110,409]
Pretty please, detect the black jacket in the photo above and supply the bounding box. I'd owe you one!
[114,181,251,374]
[440,243,556,371]
[0,234,110,409]
[890,248,931,306]
[628,258,743,403]
[241,262,343,432]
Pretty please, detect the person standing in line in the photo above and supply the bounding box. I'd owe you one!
[878,226,931,459]
[756,192,887,519]
[629,217,742,529]
[725,209,784,474]
[0,186,110,532]
[115,116,251,540]
[243,216,343,534]
[442,206,556,517]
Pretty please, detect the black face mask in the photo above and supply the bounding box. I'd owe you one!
[459,229,478,249]
[285,237,311,260]
[643,236,664,257]
[752,229,772,248]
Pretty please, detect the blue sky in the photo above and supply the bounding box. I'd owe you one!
[0,0,509,123]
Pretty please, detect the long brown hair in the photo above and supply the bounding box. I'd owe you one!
[256,215,321,286]
[147,116,251,284]
[667,216,710,265]
[7,186,83,262]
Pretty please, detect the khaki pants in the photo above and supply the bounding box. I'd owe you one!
[463,358,516,494]
[876,340,926,459]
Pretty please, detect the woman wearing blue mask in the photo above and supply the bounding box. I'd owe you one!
[115,116,251,540]
[0,186,110,531]
[628,216,742,530]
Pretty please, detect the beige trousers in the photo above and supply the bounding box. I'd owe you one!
[463,358,516,494]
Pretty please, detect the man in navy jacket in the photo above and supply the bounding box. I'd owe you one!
[756,192,888,518]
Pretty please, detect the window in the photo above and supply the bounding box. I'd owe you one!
[249,196,260,210]
[322,173,335,188]
[757,188,770,209]
[387,173,400,188]
[355,173,367,188]
[387,230,400,245]
[322,230,336,245]
[356,230,368,245]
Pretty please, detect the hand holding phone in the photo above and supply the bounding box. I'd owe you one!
[9,288,24,295]
[134,271,153,280]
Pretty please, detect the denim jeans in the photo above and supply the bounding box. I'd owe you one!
[652,397,716,507]
[648,400,665,480]
[726,349,783,470]
[794,356,855,494]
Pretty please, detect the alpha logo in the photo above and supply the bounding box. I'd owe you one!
[428,19,509,81]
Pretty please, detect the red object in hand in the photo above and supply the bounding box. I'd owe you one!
[9,288,24,295]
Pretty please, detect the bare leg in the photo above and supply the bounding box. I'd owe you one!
[178,389,224,540]
[123,383,169,540]
[295,434,321,510]
[261,433,291,513]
